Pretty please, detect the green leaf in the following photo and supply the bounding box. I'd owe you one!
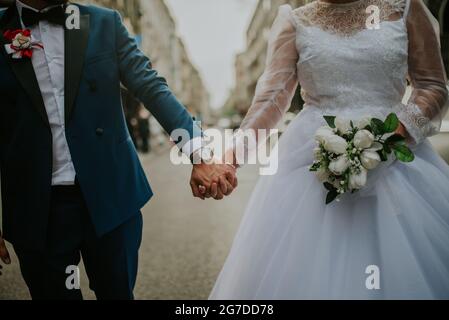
[326,190,339,205]
[385,134,406,146]
[383,143,392,154]
[371,118,385,136]
[324,116,336,128]
[378,149,388,162]
[323,182,335,191]
[310,162,321,172]
[393,144,415,163]
[384,113,400,133]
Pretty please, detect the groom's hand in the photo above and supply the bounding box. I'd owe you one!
[0,231,11,276]
[190,163,237,200]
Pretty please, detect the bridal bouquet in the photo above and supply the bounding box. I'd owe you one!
[310,113,415,204]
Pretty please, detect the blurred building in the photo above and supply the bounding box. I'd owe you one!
[425,0,449,76]
[81,0,210,124]
[425,1,449,163]
[80,0,141,33]
[139,0,210,123]
[223,0,309,117]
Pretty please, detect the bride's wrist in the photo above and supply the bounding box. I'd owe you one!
[396,122,410,139]
[223,148,239,168]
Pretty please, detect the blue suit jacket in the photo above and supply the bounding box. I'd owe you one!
[0,4,200,250]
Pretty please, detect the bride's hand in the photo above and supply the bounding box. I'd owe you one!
[396,122,410,139]
[223,148,239,168]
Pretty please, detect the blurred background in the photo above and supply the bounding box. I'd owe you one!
[0,0,448,299]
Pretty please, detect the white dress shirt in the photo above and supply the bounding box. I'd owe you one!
[16,0,76,186]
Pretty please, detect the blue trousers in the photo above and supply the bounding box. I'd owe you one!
[14,184,143,300]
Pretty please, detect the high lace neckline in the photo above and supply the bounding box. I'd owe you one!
[294,0,406,37]
[317,0,365,6]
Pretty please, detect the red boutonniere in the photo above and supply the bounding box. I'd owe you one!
[3,29,43,59]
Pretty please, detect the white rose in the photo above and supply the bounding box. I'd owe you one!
[335,117,352,134]
[349,167,368,190]
[13,34,31,49]
[356,117,371,129]
[315,126,334,143]
[12,38,22,48]
[323,134,348,155]
[360,150,381,170]
[353,130,375,149]
[329,154,350,175]
[316,166,330,182]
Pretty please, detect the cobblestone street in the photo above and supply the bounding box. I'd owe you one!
[0,148,259,300]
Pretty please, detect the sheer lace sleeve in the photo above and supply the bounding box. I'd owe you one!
[397,0,449,144]
[235,5,299,152]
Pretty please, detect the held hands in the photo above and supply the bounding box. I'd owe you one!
[0,231,11,276]
[190,161,238,200]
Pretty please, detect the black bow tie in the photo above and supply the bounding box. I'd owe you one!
[21,6,65,28]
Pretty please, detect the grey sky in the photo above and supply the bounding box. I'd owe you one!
[165,0,258,109]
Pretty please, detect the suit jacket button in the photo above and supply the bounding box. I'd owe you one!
[96,128,104,136]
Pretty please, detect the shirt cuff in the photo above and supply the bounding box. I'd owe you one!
[181,136,203,157]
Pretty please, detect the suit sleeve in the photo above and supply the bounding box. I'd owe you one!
[113,11,202,153]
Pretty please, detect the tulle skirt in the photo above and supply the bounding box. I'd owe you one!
[210,107,449,300]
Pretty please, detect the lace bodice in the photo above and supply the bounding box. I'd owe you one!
[238,0,448,147]
[296,0,406,36]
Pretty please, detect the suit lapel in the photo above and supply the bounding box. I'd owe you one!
[64,8,89,123]
[0,6,50,128]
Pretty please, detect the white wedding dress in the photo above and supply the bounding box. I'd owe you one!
[210,0,449,300]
